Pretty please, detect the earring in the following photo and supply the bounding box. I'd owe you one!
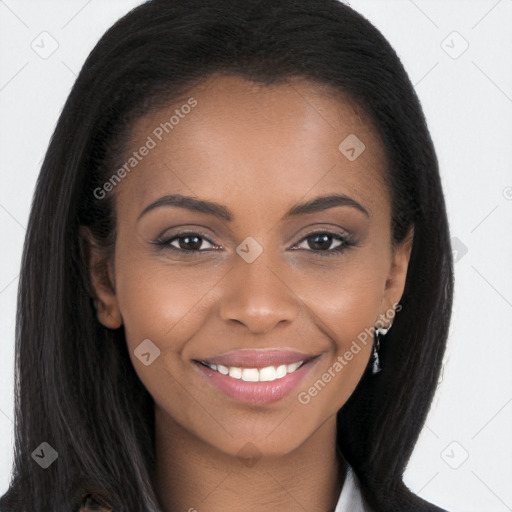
[372,327,388,374]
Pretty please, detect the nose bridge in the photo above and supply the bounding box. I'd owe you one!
[218,241,302,333]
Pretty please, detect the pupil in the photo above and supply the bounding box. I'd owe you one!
[309,234,331,250]
[181,236,201,250]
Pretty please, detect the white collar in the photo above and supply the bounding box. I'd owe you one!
[334,465,372,512]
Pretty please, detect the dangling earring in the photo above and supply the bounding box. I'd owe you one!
[372,326,388,374]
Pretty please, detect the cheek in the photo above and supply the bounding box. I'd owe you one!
[115,252,386,360]
[113,238,388,421]
[286,252,387,332]
[293,283,378,413]
[287,258,386,401]
[113,257,225,416]
[114,253,223,357]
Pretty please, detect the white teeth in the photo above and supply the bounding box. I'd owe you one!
[228,366,242,379]
[287,362,301,373]
[204,360,305,382]
[241,368,259,382]
[276,364,287,378]
[216,364,229,375]
[259,366,276,382]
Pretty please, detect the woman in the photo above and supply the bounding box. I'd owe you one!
[0,0,453,510]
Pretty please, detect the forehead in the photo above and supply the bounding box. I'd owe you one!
[117,74,390,220]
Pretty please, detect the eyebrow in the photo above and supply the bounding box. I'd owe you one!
[137,192,369,222]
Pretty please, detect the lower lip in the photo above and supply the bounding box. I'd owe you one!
[194,358,319,405]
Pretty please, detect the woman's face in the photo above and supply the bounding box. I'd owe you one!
[90,74,412,458]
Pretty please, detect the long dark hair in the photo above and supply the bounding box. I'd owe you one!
[0,0,453,510]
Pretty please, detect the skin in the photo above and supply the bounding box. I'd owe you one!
[88,74,413,512]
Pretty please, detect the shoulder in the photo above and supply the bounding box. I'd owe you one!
[335,466,450,512]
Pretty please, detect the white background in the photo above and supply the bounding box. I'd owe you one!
[0,1,511,510]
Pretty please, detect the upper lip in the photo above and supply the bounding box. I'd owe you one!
[197,349,318,369]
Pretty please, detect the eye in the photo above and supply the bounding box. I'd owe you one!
[291,231,355,256]
[152,230,356,257]
[152,232,220,255]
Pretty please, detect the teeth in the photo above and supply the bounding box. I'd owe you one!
[203,360,305,382]
[217,364,229,375]
[259,366,276,381]
[241,368,259,382]
[228,367,242,379]
[287,361,301,373]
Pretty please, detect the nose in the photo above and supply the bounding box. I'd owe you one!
[218,247,302,334]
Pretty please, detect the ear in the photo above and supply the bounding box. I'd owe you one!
[378,227,414,327]
[79,226,123,330]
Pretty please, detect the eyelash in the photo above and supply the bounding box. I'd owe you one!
[152,230,356,257]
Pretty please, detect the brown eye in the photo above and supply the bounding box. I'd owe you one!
[305,233,342,251]
[153,232,219,255]
[292,231,355,256]
[170,234,211,251]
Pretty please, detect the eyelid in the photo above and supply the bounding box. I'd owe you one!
[294,227,353,243]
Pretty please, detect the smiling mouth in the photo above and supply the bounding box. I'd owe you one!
[195,358,313,383]
[192,354,321,405]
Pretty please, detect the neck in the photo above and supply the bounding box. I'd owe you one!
[153,407,346,512]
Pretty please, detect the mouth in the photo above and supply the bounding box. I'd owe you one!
[195,358,312,382]
[192,350,322,404]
